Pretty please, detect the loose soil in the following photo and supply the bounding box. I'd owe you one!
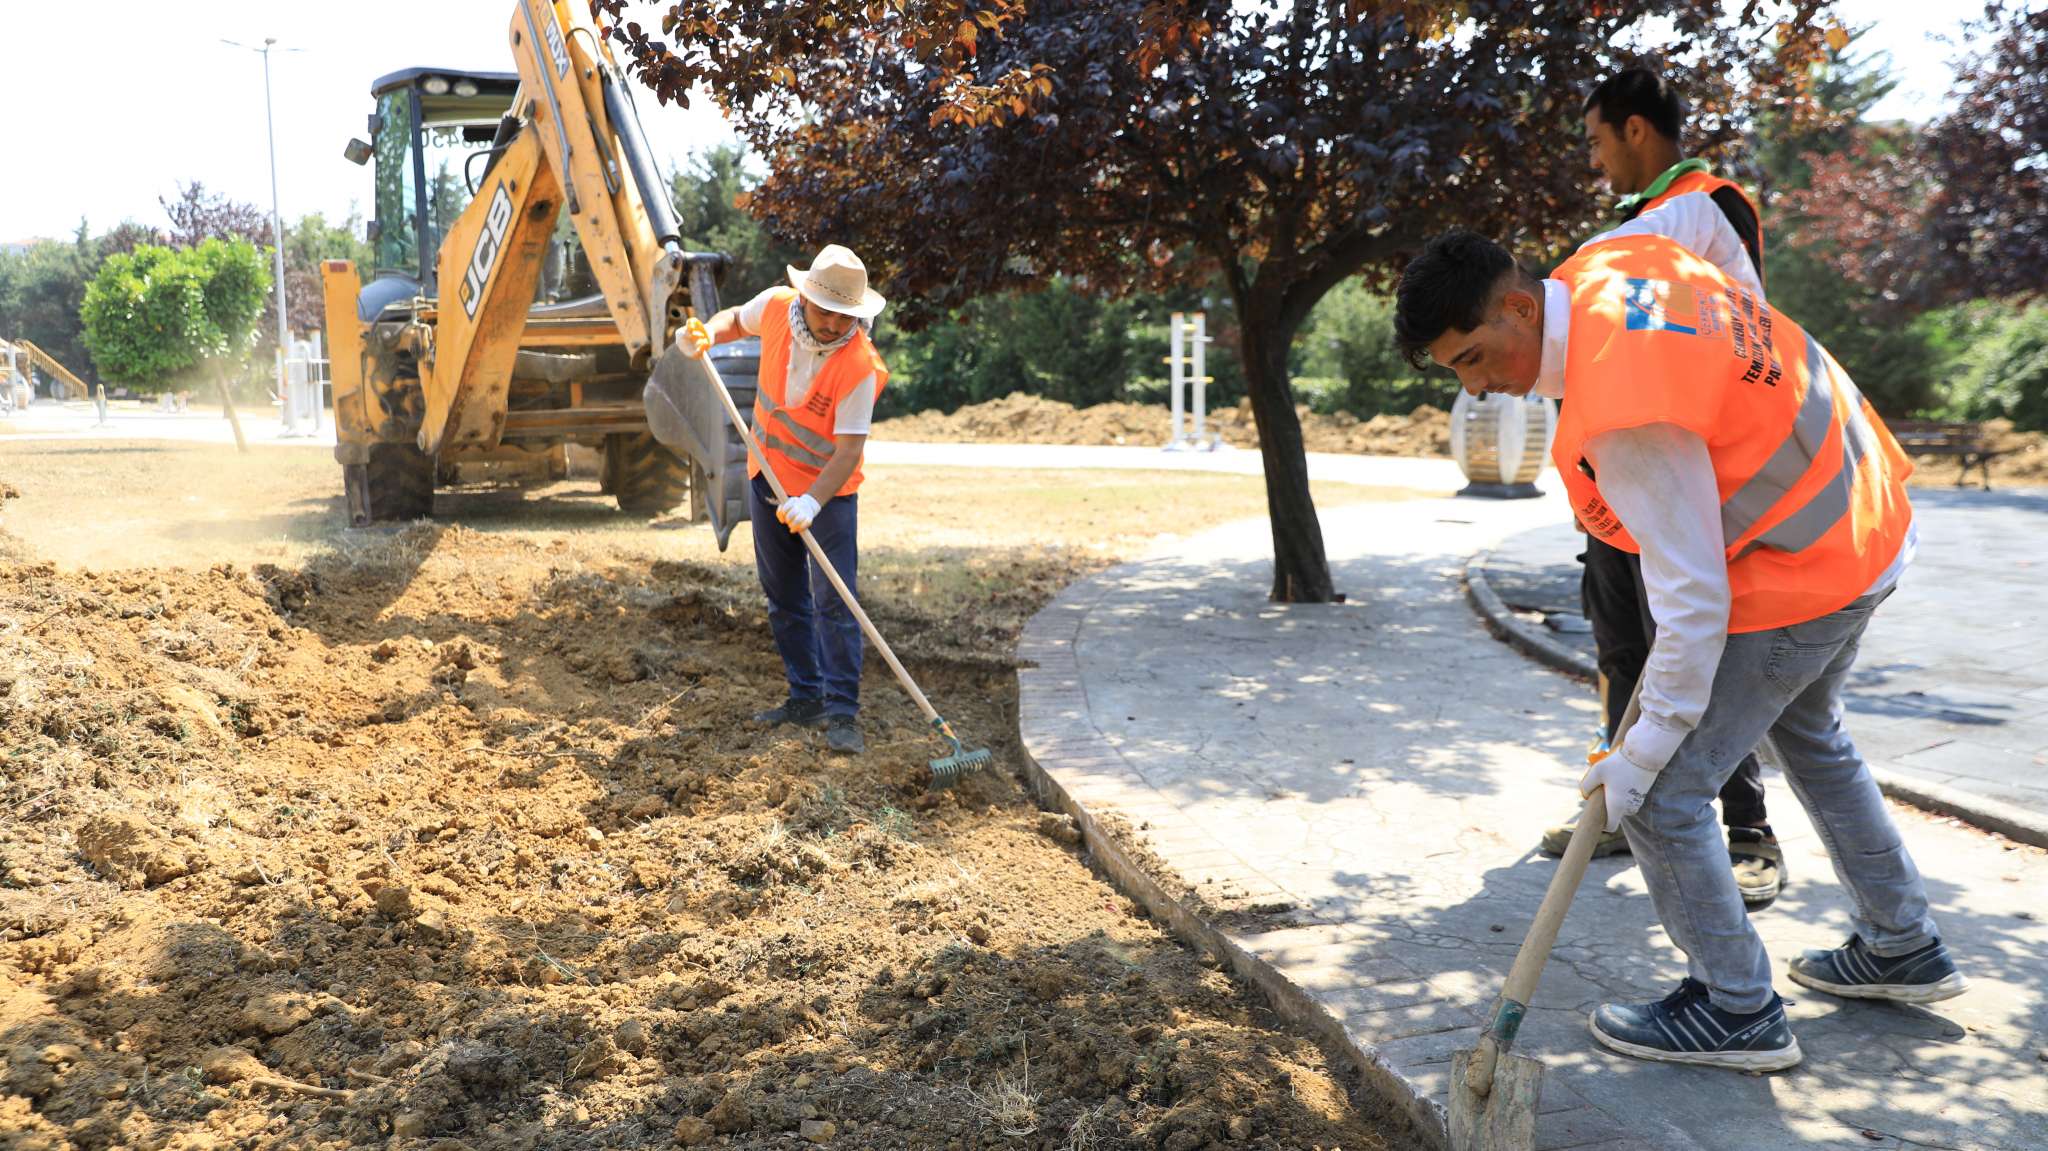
[0,446,1416,1151]
[875,396,1451,459]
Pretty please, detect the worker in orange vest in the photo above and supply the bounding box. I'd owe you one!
[1540,67,1786,909]
[683,246,890,756]
[1392,228,1965,1071]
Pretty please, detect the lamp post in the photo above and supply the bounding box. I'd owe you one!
[223,37,297,406]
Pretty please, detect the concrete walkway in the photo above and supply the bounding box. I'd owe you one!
[1019,488,2048,1150]
[1476,488,2048,847]
[0,397,334,446]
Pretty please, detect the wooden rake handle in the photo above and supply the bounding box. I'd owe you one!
[1466,685,1643,1096]
[693,348,949,733]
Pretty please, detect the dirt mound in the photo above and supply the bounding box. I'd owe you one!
[0,532,1402,1150]
[876,394,1170,446]
[876,393,1451,457]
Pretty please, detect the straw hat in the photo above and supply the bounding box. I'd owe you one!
[786,245,887,319]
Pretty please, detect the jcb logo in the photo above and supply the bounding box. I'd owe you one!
[543,11,570,78]
[459,183,515,320]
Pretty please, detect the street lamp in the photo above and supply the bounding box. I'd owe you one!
[222,37,300,404]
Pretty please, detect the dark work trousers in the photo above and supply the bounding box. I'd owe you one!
[1580,533,1769,830]
[750,473,862,718]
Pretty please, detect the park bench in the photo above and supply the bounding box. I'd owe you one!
[1887,419,2007,489]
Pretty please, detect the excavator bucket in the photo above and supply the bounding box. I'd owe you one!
[644,339,760,550]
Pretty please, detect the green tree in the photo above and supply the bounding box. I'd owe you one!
[81,239,270,392]
[878,277,1144,416]
[1296,280,1435,418]
[0,226,100,381]
[282,211,373,344]
[669,145,807,304]
[1946,306,2048,431]
[1755,32,1947,415]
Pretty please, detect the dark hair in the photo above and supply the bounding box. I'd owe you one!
[1583,67,1684,143]
[1393,229,1519,371]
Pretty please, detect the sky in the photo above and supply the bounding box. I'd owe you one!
[0,1,1998,245]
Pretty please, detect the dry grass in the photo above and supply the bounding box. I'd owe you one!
[0,439,1415,573]
[962,1045,1041,1139]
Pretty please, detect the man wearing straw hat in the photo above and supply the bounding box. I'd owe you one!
[682,245,890,755]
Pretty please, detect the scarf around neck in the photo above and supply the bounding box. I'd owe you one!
[787,297,866,355]
[1614,157,1711,216]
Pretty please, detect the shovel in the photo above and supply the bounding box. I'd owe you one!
[1449,686,1642,1150]
[688,341,995,785]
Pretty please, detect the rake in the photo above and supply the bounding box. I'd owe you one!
[691,342,994,785]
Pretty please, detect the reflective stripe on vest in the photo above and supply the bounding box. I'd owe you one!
[750,288,890,495]
[1549,235,1914,632]
[761,405,838,464]
[1730,340,1884,561]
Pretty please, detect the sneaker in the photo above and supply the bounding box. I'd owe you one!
[1589,979,1802,1071]
[1787,935,1967,1005]
[1539,810,1631,858]
[824,714,865,756]
[752,698,827,728]
[1728,827,1786,908]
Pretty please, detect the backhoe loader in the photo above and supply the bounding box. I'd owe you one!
[321,0,758,543]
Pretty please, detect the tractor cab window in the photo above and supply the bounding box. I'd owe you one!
[418,83,516,293]
[368,77,515,290]
[370,89,419,277]
[419,119,503,281]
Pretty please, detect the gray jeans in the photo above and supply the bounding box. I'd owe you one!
[1622,590,1939,1014]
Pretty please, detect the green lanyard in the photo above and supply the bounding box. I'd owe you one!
[1615,157,1711,216]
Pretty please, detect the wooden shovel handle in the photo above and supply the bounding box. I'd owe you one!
[1466,685,1642,1096]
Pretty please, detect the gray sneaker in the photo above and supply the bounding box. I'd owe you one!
[824,714,865,756]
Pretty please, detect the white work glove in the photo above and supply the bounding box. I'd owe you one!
[776,493,821,533]
[1579,744,1660,833]
[680,317,712,359]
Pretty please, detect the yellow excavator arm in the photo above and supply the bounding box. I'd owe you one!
[421,0,693,456]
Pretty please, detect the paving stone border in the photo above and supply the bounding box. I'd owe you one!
[1462,551,2048,850]
[1016,572,1450,1150]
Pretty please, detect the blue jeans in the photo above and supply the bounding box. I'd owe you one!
[1622,590,1939,1014]
[750,474,861,717]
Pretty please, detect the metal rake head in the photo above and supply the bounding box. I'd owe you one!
[927,719,994,787]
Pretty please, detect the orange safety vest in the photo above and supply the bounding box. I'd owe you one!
[751,288,889,496]
[1633,167,1766,273]
[1630,166,1761,266]
[1550,235,1914,633]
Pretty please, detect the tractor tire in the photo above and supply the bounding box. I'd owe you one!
[345,442,434,526]
[603,432,689,514]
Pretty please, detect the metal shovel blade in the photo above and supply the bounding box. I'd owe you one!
[1448,1047,1543,1151]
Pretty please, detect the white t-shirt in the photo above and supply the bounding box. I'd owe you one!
[737,288,878,436]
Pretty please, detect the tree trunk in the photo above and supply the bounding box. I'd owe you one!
[1235,300,1335,603]
[215,367,248,454]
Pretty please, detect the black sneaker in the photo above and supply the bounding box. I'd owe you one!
[1589,979,1802,1071]
[1787,935,1967,1005]
[752,698,827,728]
[824,715,864,755]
